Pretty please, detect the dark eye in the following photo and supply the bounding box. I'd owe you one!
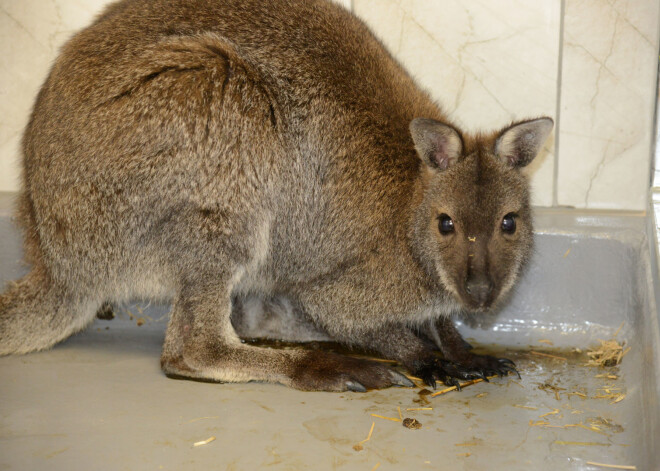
[501,213,516,233]
[438,214,454,234]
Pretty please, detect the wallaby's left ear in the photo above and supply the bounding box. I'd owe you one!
[495,117,554,168]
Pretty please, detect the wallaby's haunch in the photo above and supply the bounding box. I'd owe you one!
[0,0,553,391]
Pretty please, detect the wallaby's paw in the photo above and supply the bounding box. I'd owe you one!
[413,354,519,390]
[455,354,519,381]
[290,351,414,392]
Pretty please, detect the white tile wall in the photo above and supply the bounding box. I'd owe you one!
[0,0,112,192]
[353,0,560,206]
[557,0,659,210]
[0,0,658,210]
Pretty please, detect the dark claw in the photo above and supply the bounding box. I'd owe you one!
[473,371,489,382]
[346,380,367,393]
[498,358,517,368]
[439,375,461,389]
[414,353,521,392]
[500,365,521,379]
[390,370,415,388]
[417,364,439,389]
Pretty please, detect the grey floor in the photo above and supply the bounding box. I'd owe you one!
[0,198,657,470]
[0,310,638,470]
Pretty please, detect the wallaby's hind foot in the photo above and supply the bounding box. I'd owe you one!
[161,345,413,392]
[0,269,99,355]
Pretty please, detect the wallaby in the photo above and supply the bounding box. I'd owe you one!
[0,0,553,391]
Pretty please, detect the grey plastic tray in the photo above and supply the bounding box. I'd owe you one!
[0,193,658,470]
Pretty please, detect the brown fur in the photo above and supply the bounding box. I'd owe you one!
[0,0,552,391]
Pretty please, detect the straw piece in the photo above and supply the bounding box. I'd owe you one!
[529,420,550,427]
[370,414,401,422]
[530,351,567,361]
[611,394,626,404]
[568,392,587,398]
[564,423,607,435]
[353,421,375,451]
[513,404,538,410]
[585,461,635,470]
[553,441,609,446]
[187,416,220,423]
[509,380,525,389]
[430,376,497,397]
[193,436,216,447]
[613,321,625,338]
[595,374,618,379]
[539,409,560,418]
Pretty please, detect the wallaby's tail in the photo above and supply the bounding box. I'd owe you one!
[0,268,98,355]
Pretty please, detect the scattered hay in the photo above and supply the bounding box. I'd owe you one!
[586,339,630,367]
[586,323,630,367]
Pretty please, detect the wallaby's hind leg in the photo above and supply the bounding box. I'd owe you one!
[160,280,411,391]
[0,268,100,355]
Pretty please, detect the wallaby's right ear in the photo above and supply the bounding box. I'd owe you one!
[409,118,463,171]
[495,117,554,168]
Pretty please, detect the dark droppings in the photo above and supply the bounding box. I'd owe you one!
[402,418,422,429]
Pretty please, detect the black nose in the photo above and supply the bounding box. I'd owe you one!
[465,278,493,306]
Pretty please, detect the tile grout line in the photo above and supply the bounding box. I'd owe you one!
[552,0,566,208]
[650,16,660,191]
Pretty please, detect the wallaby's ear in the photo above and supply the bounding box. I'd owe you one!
[495,117,554,168]
[409,118,463,171]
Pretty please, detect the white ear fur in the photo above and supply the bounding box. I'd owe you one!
[495,118,554,168]
[409,118,463,171]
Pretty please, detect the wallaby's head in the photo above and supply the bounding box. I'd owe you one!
[409,117,553,311]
